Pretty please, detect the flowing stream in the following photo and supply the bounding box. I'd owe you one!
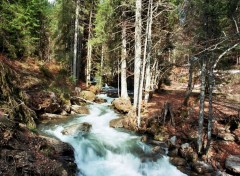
[39,94,186,176]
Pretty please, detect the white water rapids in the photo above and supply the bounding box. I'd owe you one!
[40,94,186,176]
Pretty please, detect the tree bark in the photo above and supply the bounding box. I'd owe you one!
[197,57,206,154]
[99,45,104,87]
[73,0,80,82]
[86,5,93,87]
[150,60,158,90]
[121,11,128,99]
[137,0,153,127]
[144,0,153,103]
[206,66,213,151]
[134,0,142,111]
[183,57,194,106]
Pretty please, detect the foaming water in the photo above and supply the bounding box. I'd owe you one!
[40,94,186,176]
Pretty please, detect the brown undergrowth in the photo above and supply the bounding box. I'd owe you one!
[142,84,240,171]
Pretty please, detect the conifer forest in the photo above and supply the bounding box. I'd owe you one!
[0,0,240,175]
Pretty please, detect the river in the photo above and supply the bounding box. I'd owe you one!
[39,94,186,176]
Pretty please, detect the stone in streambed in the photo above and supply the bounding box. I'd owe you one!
[79,91,96,101]
[95,97,107,104]
[191,161,213,174]
[109,118,124,128]
[70,96,87,106]
[40,113,68,120]
[71,105,89,114]
[170,157,187,166]
[61,123,92,136]
[112,98,132,113]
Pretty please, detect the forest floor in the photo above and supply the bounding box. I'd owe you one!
[142,80,240,173]
[1,55,240,174]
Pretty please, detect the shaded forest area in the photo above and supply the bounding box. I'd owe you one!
[0,0,240,175]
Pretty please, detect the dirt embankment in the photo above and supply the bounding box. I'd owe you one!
[0,56,77,175]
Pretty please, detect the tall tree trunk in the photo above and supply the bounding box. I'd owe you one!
[86,5,93,87]
[121,11,128,99]
[118,57,120,97]
[198,57,206,154]
[137,0,153,127]
[206,66,213,151]
[73,0,80,82]
[183,57,194,106]
[144,0,153,103]
[150,60,158,90]
[100,45,104,87]
[134,0,142,111]
[77,31,83,80]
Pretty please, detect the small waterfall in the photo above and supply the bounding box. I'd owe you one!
[40,95,186,176]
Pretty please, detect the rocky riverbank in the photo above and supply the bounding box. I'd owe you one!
[0,117,76,175]
[0,58,81,175]
[110,92,240,176]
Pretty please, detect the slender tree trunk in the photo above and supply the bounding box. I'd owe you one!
[206,66,214,151]
[183,57,194,106]
[137,0,153,127]
[144,0,153,103]
[134,0,142,111]
[86,6,93,87]
[121,12,128,99]
[73,0,80,82]
[198,57,206,154]
[150,60,158,90]
[137,0,151,127]
[100,45,104,87]
[118,58,120,97]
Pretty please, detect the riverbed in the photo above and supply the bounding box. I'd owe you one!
[39,94,186,176]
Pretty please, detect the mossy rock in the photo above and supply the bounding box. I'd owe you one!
[79,91,96,101]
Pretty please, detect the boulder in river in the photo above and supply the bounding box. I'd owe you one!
[109,118,124,128]
[191,161,213,174]
[61,122,92,136]
[87,85,99,94]
[0,120,77,176]
[71,105,90,114]
[225,155,240,174]
[40,113,68,121]
[170,157,186,166]
[79,91,96,101]
[95,97,107,104]
[70,96,88,106]
[112,97,132,113]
